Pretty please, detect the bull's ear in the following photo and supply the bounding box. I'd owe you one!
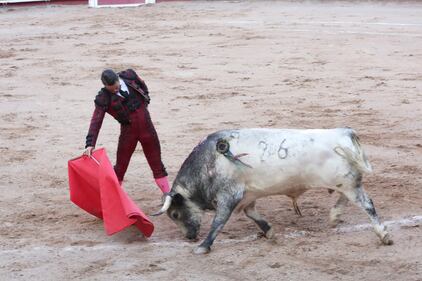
[173,193,185,206]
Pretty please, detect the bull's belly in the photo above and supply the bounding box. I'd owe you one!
[242,168,339,195]
[234,170,332,213]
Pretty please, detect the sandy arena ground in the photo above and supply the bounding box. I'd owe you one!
[1,1,422,280]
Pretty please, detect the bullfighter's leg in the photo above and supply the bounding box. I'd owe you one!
[329,193,349,226]
[194,182,244,255]
[244,201,274,238]
[137,107,167,179]
[341,185,393,245]
[114,125,138,183]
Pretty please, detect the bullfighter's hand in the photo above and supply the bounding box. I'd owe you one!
[83,146,94,157]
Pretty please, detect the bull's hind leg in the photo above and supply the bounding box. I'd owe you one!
[244,201,274,239]
[341,185,393,245]
[329,193,349,226]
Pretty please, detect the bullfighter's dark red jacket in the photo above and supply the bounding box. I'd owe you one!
[85,69,167,181]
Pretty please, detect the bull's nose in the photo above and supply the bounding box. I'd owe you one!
[186,233,198,241]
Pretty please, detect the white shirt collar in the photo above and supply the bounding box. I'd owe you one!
[117,77,129,98]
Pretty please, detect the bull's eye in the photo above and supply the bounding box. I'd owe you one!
[216,139,230,154]
[171,211,179,220]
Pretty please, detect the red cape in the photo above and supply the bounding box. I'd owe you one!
[68,148,154,237]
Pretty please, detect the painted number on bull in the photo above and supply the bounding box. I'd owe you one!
[259,139,288,162]
[278,139,288,159]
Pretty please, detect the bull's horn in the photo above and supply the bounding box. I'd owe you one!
[151,194,173,216]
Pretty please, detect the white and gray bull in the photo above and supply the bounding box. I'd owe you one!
[153,128,393,254]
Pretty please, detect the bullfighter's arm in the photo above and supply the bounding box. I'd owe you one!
[85,94,108,148]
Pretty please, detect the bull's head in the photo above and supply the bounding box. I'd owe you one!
[152,191,201,240]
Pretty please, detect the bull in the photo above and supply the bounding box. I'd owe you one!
[153,128,393,254]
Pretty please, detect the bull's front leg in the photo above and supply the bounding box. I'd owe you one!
[194,185,244,255]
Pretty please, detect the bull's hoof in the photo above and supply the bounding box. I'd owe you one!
[381,233,394,245]
[329,219,344,228]
[375,225,393,245]
[329,209,343,227]
[265,227,274,239]
[329,218,338,227]
[193,246,211,255]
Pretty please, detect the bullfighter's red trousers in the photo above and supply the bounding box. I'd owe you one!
[114,106,167,182]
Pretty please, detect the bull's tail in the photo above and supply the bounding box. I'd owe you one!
[334,131,372,174]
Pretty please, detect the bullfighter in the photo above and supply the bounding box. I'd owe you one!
[83,68,170,194]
